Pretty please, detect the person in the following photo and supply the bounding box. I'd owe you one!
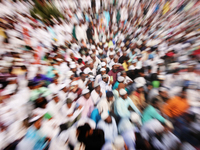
[99,74,113,92]
[16,115,50,150]
[108,63,124,85]
[142,98,167,124]
[91,82,105,106]
[130,83,146,112]
[114,89,141,118]
[97,112,118,143]
[77,89,94,117]
[162,87,189,118]
[86,22,94,43]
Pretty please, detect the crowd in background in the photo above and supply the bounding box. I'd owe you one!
[0,0,200,150]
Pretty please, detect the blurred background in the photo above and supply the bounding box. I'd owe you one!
[0,0,200,150]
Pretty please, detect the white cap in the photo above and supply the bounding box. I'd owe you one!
[136,83,143,88]
[102,74,109,78]
[99,49,103,53]
[157,59,164,64]
[104,43,108,48]
[100,68,106,72]
[159,87,168,92]
[134,77,146,85]
[158,75,165,80]
[113,136,125,150]
[130,112,142,125]
[109,45,114,49]
[87,59,93,64]
[109,51,115,56]
[70,64,76,69]
[29,114,43,123]
[91,45,95,49]
[82,89,90,95]
[118,76,124,82]
[120,43,125,47]
[129,65,135,70]
[71,81,78,86]
[94,82,100,88]
[119,89,127,95]
[101,62,106,67]
[101,111,109,120]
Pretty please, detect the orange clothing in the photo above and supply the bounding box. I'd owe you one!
[129,91,146,112]
[162,96,189,118]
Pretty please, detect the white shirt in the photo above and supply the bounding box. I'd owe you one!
[99,80,112,92]
[84,67,96,76]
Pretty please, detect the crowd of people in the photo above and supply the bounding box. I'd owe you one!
[0,0,200,150]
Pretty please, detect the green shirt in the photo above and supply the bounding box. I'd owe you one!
[142,105,165,124]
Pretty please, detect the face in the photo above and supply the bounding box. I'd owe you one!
[107,96,114,102]
[109,55,114,59]
[81,74,87,81]
[121,72,126,77]
[53,96,59,103]
[34,118,42,129]
[89,63,94,69]
[67,103,72,108]
[113,65,118,72]
[137,87,144,93]
[101,71,106,76]
[180,91,187,99]
[105,116,112,123]
[95,85,101,93]
[122,94,128,99]
[84,93,90,99]
[71,68,77,73]
[103,77,108,83]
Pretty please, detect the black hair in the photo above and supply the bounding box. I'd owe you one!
[152,98,159,105]
[77,123,91,143]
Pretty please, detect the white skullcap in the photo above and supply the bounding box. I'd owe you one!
[134,77,146,85]
[71,81,78,86]
[89,51,93,54]
[94,82,100,88]
[99,49,103,53]
[109,45,114,49]
[104,43,108,48]
[118,76,125,82]
[119,89,127,95]
[100,68,106,72]
[29,114,43,123]
[129,65,135,70]
[130,112,142,125]
[113,136,125,150]
[70,64,76,69]
[136,83,143,88]
[157,59,164,64]
[109,51,115,56]
[101,62,106,67]
[87,59,93,64]
[137,40,142,46]
[120,43,125,47]
[66,71,74,78]
[102,74,109,78]
[91,54,95,58]
[61,83,67,89]
[101,111,109,120]
[159,87,168,92]
[158,75,165,80]
[82,89,90,95]
[91,45,95,49]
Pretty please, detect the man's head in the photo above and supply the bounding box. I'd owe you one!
[100,68,106,76]
[119,89,128,100]
[102,74,109,83]
[112,64,118,73]
[106,91,114,102]
[52,94,59,103]
[101,112,112,123]
[159,87,168,100]
[94,82,101,93]
[152,98,161,110]
[70,64,77,73]
[66,98,73,108]
[180,87,187,99]
[136,83,144,93]
[80,72,87,81]
[88,60,94,69]
[82,89,90,99]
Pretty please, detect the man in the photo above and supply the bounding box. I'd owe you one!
[91,82,105,106]
[162,87,189,118]
[142,98,169,124]
[77,89,94,117]
[16,115,50,150]
[99,74,113,92]
[95,68,106,83]
[97,112,118,143]
[84,60,96,76]
[119,51,128,64]
[108,63,124,85]
[97,48,107,60]
[86,22,94,43]
[114,89,141,118]
[130,83,146,112]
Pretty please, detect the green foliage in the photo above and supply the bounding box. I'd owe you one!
[30,0,64,24]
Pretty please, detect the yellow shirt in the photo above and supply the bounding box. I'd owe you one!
[122,62,128,71]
